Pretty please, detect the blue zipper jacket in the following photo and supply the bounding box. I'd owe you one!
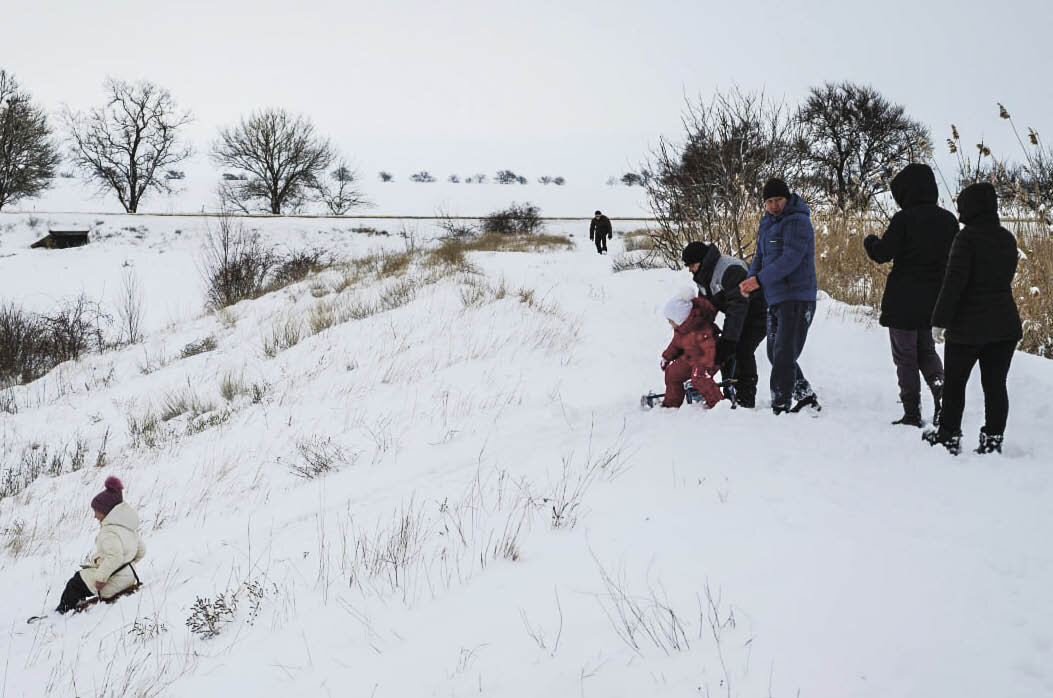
[747,194,818,306]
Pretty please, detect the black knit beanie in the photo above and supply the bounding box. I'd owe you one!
[681,241,710,266]
[762,178,791,201]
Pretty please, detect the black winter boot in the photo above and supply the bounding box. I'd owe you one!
[922,428,961,456]
[928,378,944,427]
[790,394,821,413]
[892,399,923,427]
[892,412,924,428]
[975,428,1003,454]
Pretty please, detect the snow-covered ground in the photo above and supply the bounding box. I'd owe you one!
[0,216,1051,698]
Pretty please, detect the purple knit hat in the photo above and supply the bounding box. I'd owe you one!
[91,476,124,516]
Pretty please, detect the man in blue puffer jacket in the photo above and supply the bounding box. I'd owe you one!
[739,178,820,414]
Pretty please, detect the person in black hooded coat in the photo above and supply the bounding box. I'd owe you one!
[863,163,959,426]
[923,182,1022,455]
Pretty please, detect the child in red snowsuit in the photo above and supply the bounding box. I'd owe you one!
[661,292,724,408]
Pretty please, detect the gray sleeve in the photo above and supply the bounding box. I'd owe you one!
[718,264,749,343]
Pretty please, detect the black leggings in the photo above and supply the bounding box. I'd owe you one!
[940,340,1016,436]
[57,572,94,613]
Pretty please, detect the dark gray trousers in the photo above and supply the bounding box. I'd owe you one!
[888,328,944,410]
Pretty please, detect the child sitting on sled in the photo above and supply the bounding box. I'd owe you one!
[55,476,146,614]
[660,289,724,408]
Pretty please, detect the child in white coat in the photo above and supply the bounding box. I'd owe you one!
[56,477,146,614]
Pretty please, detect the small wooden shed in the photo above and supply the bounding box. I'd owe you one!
[30,229,90,249]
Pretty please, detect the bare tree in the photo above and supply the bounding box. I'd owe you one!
[212,108,334,215]
[200,212,277,309]
[796,81,931,212]
[409,171,435,182]
[319,162,370,215]
[0,70,61,211]
[116,268,145,344]
[378,171,393,182]
[64,78,192,213]
[644,88,803,264]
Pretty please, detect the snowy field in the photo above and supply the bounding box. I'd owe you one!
[0,214,1051,698]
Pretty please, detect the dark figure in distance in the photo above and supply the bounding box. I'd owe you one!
[590,210,612,254]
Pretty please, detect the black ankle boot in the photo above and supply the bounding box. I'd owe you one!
[928,378,943,427]
[892,412,923,428]
[892,399,923,427]
[976,428,1003,454]
[922,428,961,455]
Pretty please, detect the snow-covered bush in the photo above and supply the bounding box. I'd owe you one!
[481,202,543,236]
[0,297,110,386]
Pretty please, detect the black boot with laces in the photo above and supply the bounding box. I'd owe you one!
[922,428,961,455]
[975,428,1003,454]
[928,378,943,427]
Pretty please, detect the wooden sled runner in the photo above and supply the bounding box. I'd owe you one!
[27,583,143,624]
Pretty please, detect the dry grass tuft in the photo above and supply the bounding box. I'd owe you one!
[262,315,304,357]
[1013,222,1053,356]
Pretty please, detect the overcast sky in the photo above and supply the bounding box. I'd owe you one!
[5,0,1051,187]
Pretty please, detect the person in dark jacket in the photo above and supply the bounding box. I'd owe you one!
[864,163,959,427]
[589,211,612,254]
[923,182,1022,455]
[682,241,767,408]
[739,178,820,415]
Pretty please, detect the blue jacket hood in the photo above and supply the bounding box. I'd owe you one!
[764,194,810,222]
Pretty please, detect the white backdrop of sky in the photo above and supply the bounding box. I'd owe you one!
[4,0,1051,196]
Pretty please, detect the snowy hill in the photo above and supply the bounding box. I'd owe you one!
[0,216,1051,698]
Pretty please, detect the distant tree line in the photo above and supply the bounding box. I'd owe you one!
[379,169,567,185]
[2,69,1049,224]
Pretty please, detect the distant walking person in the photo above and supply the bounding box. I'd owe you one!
[924,182,1022,455]
[739,178,819,415]
[589,210,612,254]
[864,163,958,427]
[681,241,767,408]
